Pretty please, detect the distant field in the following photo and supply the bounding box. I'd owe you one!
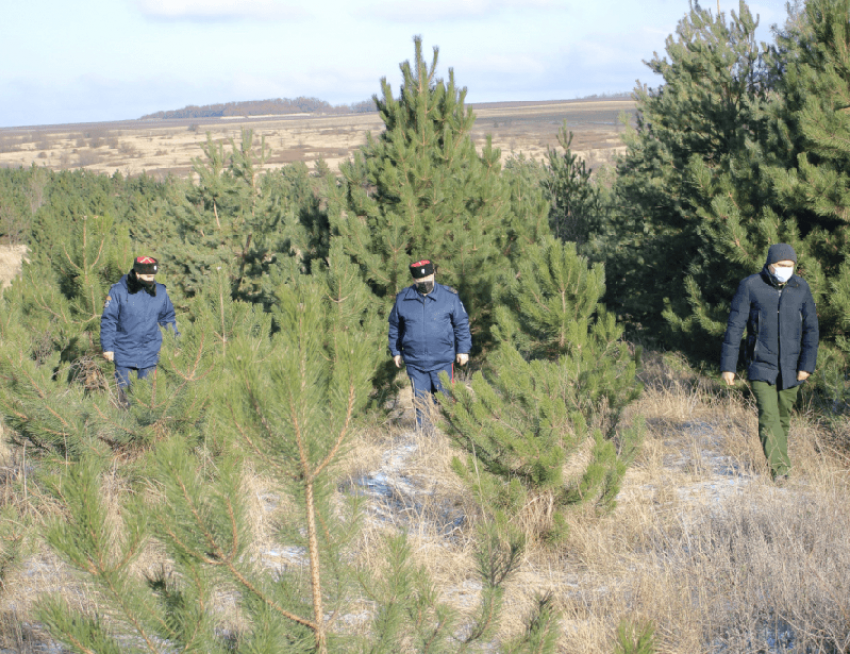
[0,99,635,178]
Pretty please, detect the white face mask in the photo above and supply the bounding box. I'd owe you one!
[772,266,794,283]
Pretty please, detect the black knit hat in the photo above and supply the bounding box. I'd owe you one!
[409,259,434,279]
[766,244,797,265]
[133,256,158,275]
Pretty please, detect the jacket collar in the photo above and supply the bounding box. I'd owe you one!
[760,266,800,289]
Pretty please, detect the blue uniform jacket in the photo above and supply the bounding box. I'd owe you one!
[721,267,818,390]
[388,282,472,372]
[100,275,178,369]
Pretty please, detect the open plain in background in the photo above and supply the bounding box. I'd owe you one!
[0,99,634,178]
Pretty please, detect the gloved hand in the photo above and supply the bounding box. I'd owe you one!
[721,371,735,386]
[456,353,469,366]
[103,351,114,362]
[393,355,403,368]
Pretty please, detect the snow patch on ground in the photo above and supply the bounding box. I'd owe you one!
[346,433,466,539]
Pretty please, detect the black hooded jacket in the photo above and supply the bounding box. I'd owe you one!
[721,267,819,389]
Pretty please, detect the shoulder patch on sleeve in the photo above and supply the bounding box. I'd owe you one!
[443,285,458,294]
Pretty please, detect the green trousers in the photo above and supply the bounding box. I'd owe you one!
[750,380,800,478]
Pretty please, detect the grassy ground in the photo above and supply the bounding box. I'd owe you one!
[1,352,848,653]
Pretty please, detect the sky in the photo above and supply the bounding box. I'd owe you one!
[0,0,794,127]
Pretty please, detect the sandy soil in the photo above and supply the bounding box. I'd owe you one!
[0,245,26,288]
[0,99,635,178]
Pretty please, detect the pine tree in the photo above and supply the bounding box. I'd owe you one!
[363,523,557,654]
[626,0,850,405]
[0,274,217,459]
[330,37,549,347]
[440,238,643,541]
[13,212,133,366]
[133,129,305,304]
[653,1,800,360]
[27,283,284,653]
[29,253,557,653]
[546,123,606,246]
[761,0,850,404]
[598,1,774,341]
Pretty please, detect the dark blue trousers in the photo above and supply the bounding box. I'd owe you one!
[115,365,156,391]
[406,362,453,431]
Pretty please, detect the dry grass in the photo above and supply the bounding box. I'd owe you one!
[333,354,850,652]
[0,99,635,178]
[2,352,849,652]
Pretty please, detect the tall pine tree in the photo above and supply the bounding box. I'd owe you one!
[330,37,549,347]
[600,1,774,343]
[616,0,850,404]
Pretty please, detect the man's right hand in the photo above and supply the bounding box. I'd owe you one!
[393,355,402,368]
[721,371,736,386]
[103,351,115,362]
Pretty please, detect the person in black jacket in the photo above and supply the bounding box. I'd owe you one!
[721,244,819,482]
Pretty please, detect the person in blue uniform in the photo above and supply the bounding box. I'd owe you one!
[721,244,819,482]
[100,256,178,394]
[388,259,472,431]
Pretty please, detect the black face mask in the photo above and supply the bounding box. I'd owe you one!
[416,281,434,295]
[128,270,157,296]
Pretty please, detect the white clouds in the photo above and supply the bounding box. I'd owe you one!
[364,0,561,23]
[135,0,307,21]
[6,0,794,126]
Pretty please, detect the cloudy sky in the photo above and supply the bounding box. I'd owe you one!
[1,0,792,127]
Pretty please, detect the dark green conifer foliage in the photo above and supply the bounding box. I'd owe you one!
[331,37,548,345]
[134,129,296,303]
[624,0,850,404]
[201,261,381,653]
[599,2,772,339]
[26,249,558,653]
[0,215,230,460]
[440,238,643,539]
[37,455,177,654]
[9,212,133,366]
[761,0,850,403]
[32,254,376,653]
[502,154,553,254]
[0,281,213,458]
[25,289,268,653]
[654,2,795,359]
[546,124,605,246]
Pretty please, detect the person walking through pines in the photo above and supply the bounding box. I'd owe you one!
[721,244,819,482]
[100,256,178,398]
[388,260,472,431]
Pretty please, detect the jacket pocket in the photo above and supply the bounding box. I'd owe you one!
[440,324,454,349]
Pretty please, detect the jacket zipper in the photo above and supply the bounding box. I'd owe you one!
[777,286,783,378]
